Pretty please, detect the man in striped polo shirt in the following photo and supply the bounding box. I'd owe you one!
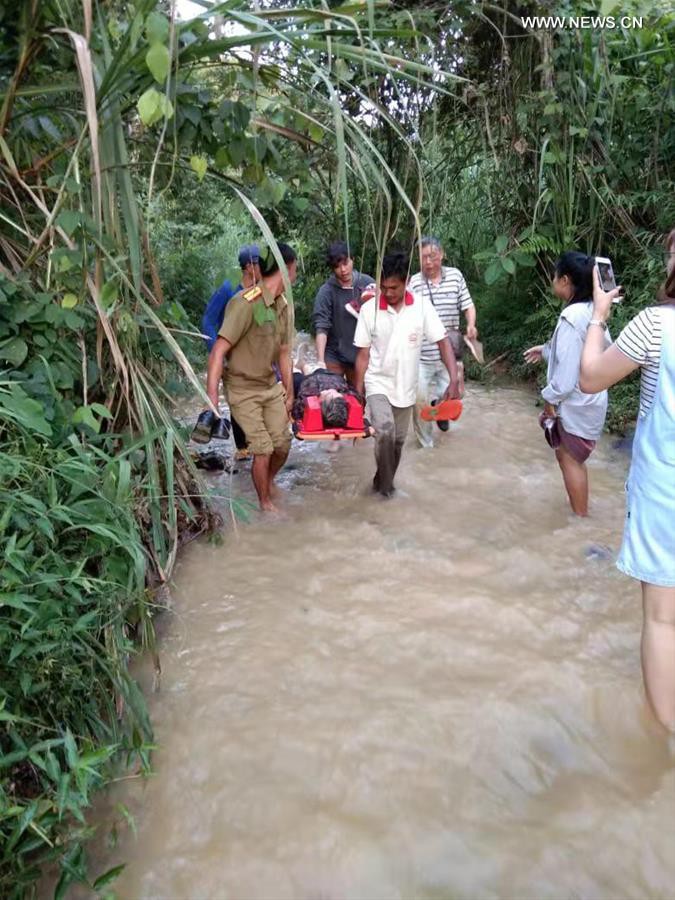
[409,236,478,448]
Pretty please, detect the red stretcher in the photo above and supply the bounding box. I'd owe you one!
[294,394,371,441]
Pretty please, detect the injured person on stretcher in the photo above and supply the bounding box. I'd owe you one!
[291,368,374,440]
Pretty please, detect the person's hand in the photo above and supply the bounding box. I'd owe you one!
[543,402,557,418]
[443,379,461,400]
[592,265,622,323]
[523,344,544,364]
[466,324,478,341]
[285,395,294,416]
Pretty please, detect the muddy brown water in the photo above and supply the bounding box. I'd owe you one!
[60,385,675,899]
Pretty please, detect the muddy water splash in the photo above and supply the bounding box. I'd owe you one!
[80,386,674,899]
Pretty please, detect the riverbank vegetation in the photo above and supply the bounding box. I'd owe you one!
[1,0,673,894]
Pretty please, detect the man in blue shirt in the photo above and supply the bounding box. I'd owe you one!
[201,245,261,454]
[202,244,261,351]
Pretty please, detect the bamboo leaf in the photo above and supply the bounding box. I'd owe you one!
[56,29,102,229]
[93,864,126,890]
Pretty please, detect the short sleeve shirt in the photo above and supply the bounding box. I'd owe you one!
[408,266,474,362]
[353,290,446,406]
[615,306,663,415]
[218,284,291,389]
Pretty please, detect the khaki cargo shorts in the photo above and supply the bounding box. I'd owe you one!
[226,381,291,456]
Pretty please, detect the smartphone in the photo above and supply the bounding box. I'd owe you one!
[595,256,622,303]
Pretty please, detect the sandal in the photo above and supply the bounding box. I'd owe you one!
[420,398,463,422]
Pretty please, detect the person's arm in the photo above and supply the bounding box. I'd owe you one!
[580,340,638,393]
[421,298,460,398]
[464,304,477,341]
[313,287,332,365]
[458,274,477,340]
[205,294,252,411]
[438,337,460,399]
[278,344,294,414]
[524,343,547,364]
[315,332,328,365]
[580,265,638,392]
[352,304,373,398]
[540,320,583,408]
[206,336,232,410]
[354,346,370,398]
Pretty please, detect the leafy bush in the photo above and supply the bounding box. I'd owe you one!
[0,271,206,894]
[0,412,153,896]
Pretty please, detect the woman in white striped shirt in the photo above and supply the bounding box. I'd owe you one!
[581,229,675,732]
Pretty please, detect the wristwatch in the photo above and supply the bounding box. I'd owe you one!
[589,319,608,330]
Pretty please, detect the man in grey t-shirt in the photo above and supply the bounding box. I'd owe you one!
[312,240,374,386]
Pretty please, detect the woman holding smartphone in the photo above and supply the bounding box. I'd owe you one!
[580,230,675,732]
[524,252,612,516]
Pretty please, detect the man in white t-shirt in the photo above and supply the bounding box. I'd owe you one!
[409,237,477,447]
[354,250,460,497]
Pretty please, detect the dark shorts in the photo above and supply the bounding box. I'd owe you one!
[540,414,596,464]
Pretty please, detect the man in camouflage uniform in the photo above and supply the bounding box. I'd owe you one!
[205,243,297,512]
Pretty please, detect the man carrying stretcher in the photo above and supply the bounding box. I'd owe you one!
[354,249,460,498]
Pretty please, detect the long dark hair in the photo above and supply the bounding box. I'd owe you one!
[659,228,675,304]
[554,251,594,304]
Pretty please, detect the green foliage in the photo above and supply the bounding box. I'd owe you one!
[418,0,674,431]
[0,412,153,896]
[149,191,250,334]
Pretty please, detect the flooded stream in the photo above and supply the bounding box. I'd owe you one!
[72,384,674,899]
